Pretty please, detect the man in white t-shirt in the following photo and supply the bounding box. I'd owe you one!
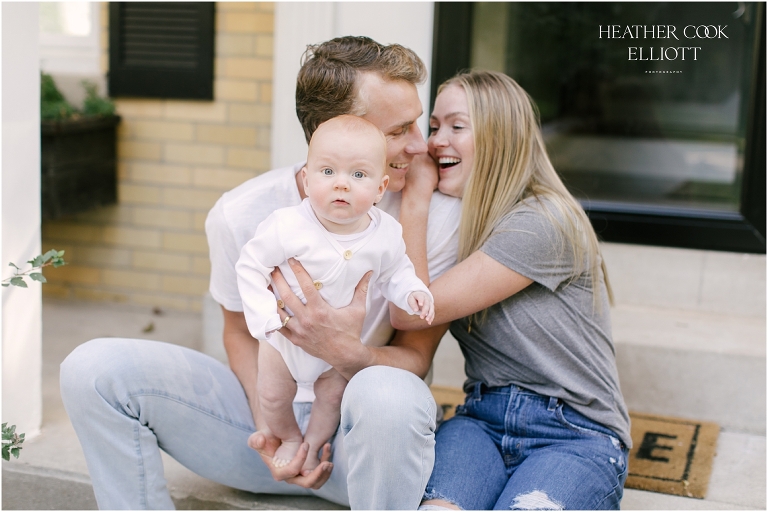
[60,36,460,510]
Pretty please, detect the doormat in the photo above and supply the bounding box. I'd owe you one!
[429,387,720,499]
[625,412,719,499]
[430,385,466,421]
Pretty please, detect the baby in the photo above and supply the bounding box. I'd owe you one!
[235,115,434,472]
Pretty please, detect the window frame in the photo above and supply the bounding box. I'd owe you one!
[431,2,766,253]
[39,2,101,75]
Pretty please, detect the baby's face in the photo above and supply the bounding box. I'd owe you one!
[303,126,389,233]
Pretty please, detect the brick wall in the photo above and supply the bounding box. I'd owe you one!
[42,2,274,312]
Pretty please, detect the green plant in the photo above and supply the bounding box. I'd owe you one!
[40,73,76,120]
[40,72,115,121]
[2,423,25,461]
[2,249,66,288]
[82,80,116,117]
[2,252,67,461]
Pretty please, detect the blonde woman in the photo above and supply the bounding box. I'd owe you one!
[393,70,631,510]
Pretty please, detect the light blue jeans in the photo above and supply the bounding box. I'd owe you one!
[424,383,629,510]
[60,338,436,510]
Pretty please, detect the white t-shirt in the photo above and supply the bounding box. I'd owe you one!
[206,163,461,396]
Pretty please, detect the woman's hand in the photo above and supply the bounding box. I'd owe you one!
[272,259,374,380]
[248,431,333,489]
[403,153,439,200]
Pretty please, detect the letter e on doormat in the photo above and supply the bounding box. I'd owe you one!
[626,412,719,499]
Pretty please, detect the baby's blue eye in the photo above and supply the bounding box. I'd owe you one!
[322,168,333,175]
[353,171,365,179]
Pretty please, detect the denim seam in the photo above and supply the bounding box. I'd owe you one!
[418,393,436,506]
[593,463,628,509]
[90,378,151,508]
[593,490,618,510]
[124,390,254,433]
[554,405,620,445]
[134,423,147,509]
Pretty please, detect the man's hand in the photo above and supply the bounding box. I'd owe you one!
[248,431,333,489]
[272,259,374,380]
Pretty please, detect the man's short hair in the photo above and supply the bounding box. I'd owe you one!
[295,36,427,143]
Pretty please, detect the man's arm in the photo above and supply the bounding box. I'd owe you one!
[273,260,447,380]
[221,307,262,428]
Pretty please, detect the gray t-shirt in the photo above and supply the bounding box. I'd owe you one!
[450,198,632,447]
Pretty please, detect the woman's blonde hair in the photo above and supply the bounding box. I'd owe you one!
[440,70,612,312]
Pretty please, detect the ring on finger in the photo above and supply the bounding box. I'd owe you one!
[282,315,292,328]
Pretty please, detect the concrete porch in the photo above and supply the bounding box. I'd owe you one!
[2,283,766,509]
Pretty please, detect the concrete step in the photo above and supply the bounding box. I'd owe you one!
[612,305,765,435]
[6,426,763,510]
[430,304,766,435]
[621,430,766,510]
[2,462,344,510]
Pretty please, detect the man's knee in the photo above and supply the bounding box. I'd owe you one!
[61,338,109,388]
[341,366,435,431]
[60,338,137,408]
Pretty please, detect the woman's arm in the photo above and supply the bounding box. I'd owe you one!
[399,153,439,284]
[395,154,533,329]
[390,250,534,330]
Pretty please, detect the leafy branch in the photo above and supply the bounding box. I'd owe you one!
[2,249,66,288]
[2,423,25,461]
[2,251,62,460]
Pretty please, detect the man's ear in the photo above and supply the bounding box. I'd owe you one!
[375,175,390,203]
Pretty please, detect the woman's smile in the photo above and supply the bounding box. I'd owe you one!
[438,157,462,170]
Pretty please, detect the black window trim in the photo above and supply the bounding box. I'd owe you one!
[431,2,766,254]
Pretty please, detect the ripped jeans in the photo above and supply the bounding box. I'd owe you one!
[423,383,629,510]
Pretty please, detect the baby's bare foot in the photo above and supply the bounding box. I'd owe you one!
[273,440,302,468]
[301,451,321,474]
[247,431,264,452]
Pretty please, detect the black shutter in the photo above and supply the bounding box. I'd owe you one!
[108,2,214,100]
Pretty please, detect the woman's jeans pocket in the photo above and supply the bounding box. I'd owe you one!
[555,401,624,448]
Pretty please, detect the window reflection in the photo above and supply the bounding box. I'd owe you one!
[470,2,758,212]
[40,2,92,37]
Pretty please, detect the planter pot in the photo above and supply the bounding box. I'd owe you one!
[41,115,121,219]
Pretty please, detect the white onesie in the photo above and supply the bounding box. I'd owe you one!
[236,198,432,388]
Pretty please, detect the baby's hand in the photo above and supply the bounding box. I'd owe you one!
[407,291,435,325]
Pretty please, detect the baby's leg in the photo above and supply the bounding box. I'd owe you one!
[256,341,302,468]
[302,368,347,473]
